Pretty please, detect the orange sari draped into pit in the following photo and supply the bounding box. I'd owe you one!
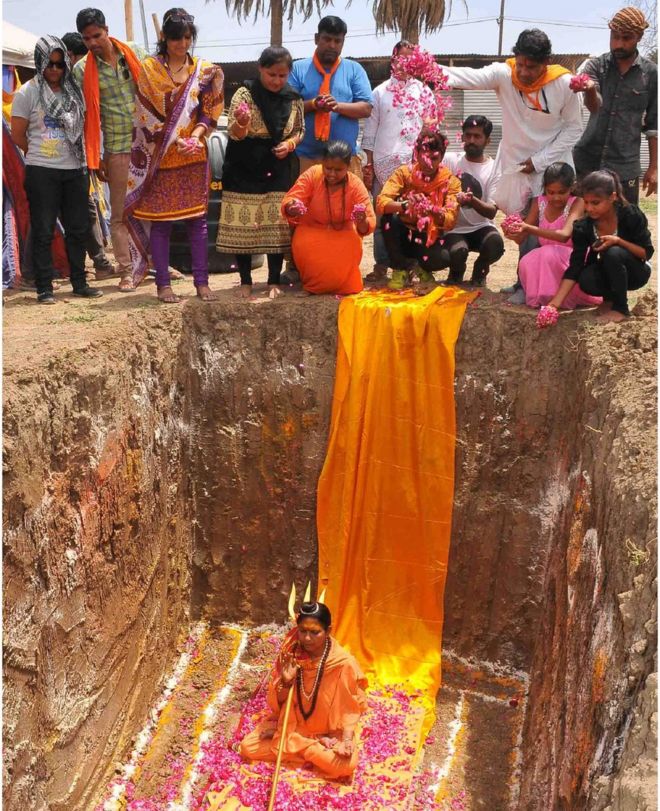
[240,637,367,778]
[281,165,376,295]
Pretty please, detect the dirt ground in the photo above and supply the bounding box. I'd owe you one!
[3,199,656,371]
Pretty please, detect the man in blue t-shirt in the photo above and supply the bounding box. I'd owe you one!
[289,15,373,177]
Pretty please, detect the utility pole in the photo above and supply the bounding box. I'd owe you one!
[138,0,149,49]
[152,12,162,41]
[497,0,505,56]
[125,0,134,41]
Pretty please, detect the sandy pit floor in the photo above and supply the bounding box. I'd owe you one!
[93,623,525,811]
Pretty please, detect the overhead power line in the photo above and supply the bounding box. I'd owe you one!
[192,17,500,49]
[507,16,609,29]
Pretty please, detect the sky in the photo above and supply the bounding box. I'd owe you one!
[1,0,645,63]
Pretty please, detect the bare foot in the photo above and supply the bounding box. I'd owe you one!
[595,301,613,314]
[196,284,217,301]
[157,285,181,304]
[268,286,283,299]
[238,284,252,299]
[596,309,627,323]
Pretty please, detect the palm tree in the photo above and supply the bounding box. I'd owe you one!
[369,0,458,44]
[223,0,333,47]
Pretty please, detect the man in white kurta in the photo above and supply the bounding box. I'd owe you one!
[443,29,583,215]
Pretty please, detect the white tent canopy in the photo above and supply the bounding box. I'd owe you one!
[3,21,38,69]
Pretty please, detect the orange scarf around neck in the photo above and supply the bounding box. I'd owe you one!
[506,57,570,111]
[410,163,453,247]
[313,52,341,142]
[82,37,142,168]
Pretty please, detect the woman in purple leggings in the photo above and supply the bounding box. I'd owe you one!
[124,8,224,302]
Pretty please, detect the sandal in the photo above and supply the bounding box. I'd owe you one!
[95,268,117,281]
[388,270,410,290]
[157,285,181,304]
[365,264,388,282]
[118,277,135,292]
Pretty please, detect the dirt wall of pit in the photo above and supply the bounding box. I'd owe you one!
[517,296,657,811]
[3,294,657,810]
[3,314,193,810]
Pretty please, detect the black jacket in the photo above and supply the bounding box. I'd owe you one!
[564,204,654,280]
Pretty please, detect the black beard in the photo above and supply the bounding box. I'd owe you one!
[612,48,635,59]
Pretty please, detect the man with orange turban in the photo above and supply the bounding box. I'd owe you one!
[572,7,657,203]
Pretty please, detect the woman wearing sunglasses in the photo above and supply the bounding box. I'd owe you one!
[11,36,102,303]
[125,8,224,303]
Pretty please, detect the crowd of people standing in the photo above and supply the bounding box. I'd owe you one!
[8,6,656,321]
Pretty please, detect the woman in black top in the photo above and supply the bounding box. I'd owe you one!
[216,46,304,298]
[548,170,653,322]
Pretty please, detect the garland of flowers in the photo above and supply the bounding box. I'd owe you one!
[295,636,331,720]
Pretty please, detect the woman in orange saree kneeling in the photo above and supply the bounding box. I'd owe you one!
[239,601,367,779]
[281,140,376,295]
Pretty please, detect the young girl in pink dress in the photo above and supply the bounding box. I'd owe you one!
[507,163,602,309]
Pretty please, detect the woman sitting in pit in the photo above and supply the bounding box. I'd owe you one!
[281,140,376,296]
[376,127,461,290]
[239,601,367,779]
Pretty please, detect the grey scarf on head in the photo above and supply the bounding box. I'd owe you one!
[33,35,86,165]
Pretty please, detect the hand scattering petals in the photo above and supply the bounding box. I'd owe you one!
[181,137,202,152]
[569,73,591,91]
[350,203,367,222]
[501,213,524,235]
[388,46,452,140]
[537,305,559,328]
[288,198,307,218]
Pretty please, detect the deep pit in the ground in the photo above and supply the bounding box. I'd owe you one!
[3,292,657,810]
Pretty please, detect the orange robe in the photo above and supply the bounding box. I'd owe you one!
[239,638,367,778]
[376,163,461,245]
[281,166,376,295]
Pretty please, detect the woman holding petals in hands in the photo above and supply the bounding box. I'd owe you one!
[217,46,305,298]
[125,8,224,303]
[281,140,375,296]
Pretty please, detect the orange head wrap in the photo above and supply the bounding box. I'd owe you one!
[609,7,649,35]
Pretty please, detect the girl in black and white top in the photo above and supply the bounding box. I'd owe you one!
[548,169,653,322]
